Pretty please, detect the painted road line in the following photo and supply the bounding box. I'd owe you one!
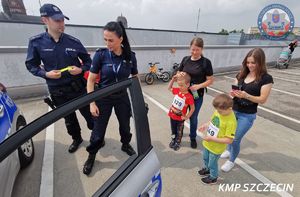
[143,93,191,129]
[222,72,300,83]
[269,69,300,76]
[235,158,293,197]
[207,85,300,125]
[223,76,300,98]
[214,71,238,76]
[39,107,54,197]
[143,92,293,197]
[272,76,300,83]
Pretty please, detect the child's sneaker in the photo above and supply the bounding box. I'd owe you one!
[198,168,210,177]
[221,160,235,172]
[173,142,181,151]
[201,176,217,185]
[169,138,176,149]
[220,150,230,159]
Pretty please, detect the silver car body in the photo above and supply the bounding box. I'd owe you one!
[0,91,22,197]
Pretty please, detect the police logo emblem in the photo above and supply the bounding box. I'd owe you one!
[53,6,60,12]
[257,4,295,40]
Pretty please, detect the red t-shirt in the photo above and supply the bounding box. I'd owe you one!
[168,88,194,121]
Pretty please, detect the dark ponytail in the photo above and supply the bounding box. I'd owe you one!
[104,21,131,64]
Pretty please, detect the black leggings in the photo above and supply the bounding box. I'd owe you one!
[170,118,184,143]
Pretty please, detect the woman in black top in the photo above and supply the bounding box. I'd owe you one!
[83,21,138,175]
[178,37,214,149]
[221,48,273,172]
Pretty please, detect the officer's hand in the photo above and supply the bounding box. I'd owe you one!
[46,70,61,79]
[69,66,82,75]
[90,102,99,117]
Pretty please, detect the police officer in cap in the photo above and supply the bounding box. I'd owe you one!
[25,4,94,153]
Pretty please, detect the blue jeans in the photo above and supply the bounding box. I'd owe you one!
[203,148,221,179]
[227,111,256,162]
[189,96,203,140]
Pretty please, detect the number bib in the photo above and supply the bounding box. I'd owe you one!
[172,95,185,110]
[207,122,219,137]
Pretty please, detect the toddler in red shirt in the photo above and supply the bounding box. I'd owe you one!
[168,72,195,150]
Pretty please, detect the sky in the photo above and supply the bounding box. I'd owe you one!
[20,0,300,33]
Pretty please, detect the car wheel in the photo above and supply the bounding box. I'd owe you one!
[17,125,35,169]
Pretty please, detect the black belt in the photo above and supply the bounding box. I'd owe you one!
[49,85,76,95]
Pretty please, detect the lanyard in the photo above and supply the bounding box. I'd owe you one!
[109,51,122,82]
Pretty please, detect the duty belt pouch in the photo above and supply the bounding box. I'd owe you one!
[70,81,81,92]
[71,78,86,92]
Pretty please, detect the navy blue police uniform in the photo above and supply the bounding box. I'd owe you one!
[25,32,94,142]
[86,48,138,154]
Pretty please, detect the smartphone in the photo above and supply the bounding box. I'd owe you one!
[232,84,240,90]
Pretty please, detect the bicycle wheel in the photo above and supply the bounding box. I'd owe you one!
[285,63,289,69]
[161,72,170,82]
[145,73,154,85]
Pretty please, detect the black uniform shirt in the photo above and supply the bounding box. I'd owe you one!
[90,48,138,88]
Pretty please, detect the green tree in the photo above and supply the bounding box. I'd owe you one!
[219,29,229,35]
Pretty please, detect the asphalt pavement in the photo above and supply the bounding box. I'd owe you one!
[10,62,300,197]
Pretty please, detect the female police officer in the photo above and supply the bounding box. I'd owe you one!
[83,21,138,175]
[25,4,94,153]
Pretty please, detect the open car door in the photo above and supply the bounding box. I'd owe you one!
[0,77,162,197]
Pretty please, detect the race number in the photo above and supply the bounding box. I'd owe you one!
[207,122,219,137]
[172,95,185,110]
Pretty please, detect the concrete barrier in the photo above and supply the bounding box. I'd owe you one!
[1,45,299,99]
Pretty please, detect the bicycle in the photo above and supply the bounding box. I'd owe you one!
[144,62,170,85]
[171,63,180,77]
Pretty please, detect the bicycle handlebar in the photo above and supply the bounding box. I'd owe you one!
[148,62,160,65]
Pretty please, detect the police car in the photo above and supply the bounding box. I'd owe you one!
[0,78,161,197]
[0,83,35,197]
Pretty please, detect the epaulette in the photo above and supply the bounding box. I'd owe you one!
[29,33,43,41]
[66,34,81,43]
[96,48,107,52]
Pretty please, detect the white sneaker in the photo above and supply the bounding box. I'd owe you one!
[221,160,235,172]
[220,150,230,159]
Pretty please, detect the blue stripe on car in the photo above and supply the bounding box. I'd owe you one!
[0,92,17,143]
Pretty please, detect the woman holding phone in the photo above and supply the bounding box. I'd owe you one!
[221,48,273,172]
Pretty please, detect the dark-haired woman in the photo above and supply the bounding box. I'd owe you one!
[178,37,214,149]
[221,48,273,172]
[83,21,138,175]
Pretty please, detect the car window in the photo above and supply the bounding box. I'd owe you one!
[0,77,154,197]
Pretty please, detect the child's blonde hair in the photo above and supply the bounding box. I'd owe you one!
[177,72,191,84]
[212,94,233,110]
